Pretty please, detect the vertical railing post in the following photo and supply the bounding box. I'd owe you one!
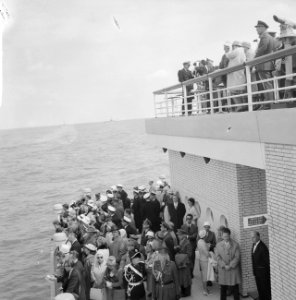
[183,85,188,116]
[153,94,157,117]
[208,77,214,114]
[245,65,253,112]
[164,92,169,117]
[273,76,279,101]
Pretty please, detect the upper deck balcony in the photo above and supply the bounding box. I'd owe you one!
[145,46,296,169]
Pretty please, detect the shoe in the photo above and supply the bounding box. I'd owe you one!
[207,281,212,286]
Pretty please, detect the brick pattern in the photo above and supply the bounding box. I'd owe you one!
[236,165,268,295]
[168,150,268,296]
[265,143,296,300]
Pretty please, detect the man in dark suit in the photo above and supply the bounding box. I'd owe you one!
[167,192,186,230]
[68,230,82,261]
[181,213,198,277]
[254,20,275,108]
[178,61,194,115]
[251,231,271,300]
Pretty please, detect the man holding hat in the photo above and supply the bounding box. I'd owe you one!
[122,215,138,238]
[178,61,194,115]
[254,20,275,108]
[203,221,217,252]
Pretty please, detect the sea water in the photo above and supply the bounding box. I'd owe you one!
[0,119,169,300]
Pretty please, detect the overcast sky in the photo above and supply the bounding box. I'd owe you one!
[0,0,295,129]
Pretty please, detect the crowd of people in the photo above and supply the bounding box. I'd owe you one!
[48,175,271,300]
[177,18,296,115]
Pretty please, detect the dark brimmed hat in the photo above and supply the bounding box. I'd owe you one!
[255,20,269,28]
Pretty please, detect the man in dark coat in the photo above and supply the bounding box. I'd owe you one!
[178,61,194,115]
[122,215,138,238]
[166,192,186,230]
[181,214,198,277]
[251,231,271,300]
[254,20,275,108]
[133,189,146,232]
[62,259,81,298]
[117,184,131,210]
[68,230,82,261]
[203,221,217,252]
[71,250,86,300]
[143,191,161,232]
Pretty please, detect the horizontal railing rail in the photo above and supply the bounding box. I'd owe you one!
[153,45,296,117]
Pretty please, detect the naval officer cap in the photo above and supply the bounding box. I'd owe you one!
[123,216,132,223]
[107,205,116,212]
[255,20,269,28]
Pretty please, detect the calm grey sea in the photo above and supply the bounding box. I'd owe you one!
[0,119,169,300]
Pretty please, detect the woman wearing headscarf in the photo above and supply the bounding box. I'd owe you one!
[103,256,126,300]
[91,249,109,300]
[152,245,180,300]
[197,229,210,296]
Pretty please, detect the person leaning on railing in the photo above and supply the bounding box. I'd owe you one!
[177,61,194,115]
[225,41,247,112]
[253,20,275,109]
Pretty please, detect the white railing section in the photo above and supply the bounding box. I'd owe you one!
[153,46,296,117]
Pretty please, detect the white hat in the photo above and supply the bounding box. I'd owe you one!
[199,229,207,239]
[146,231,155,238]
[123,216,131,223]
[224,41,232,48]
[100,194,108,202]
[53,204,63,214]
[156,180,164,187]
[138,185,146,192]
[232,40,242,47]
[107,205,116,212]
[110,185,117,192]
[159,175,166,180]
[150,190,157,195]
[59,243,71,254]
[55,293,75,300]
[203,221,211,227]
[87,200,96,209]
[107,193,114,199]
[117,184,123,188]
[144,193,151,199]
[77,214,91,226]
[119,228,127,238]
[84,243,97,252]
[83,188,92,194]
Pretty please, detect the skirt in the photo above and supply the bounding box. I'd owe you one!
[199,260,208,282]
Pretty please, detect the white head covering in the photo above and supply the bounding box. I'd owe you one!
[55,293,75,300]
[119,228,127,238]
[93,249,109,285]
[199,229,207,239]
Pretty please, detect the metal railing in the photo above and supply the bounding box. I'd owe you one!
[153,45,296,117]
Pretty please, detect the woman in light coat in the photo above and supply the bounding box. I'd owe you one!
[197,229,210,296]
[226,41,247,111]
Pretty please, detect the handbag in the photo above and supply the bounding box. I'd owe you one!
[175,253,189,269]
[206,258,216,282]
